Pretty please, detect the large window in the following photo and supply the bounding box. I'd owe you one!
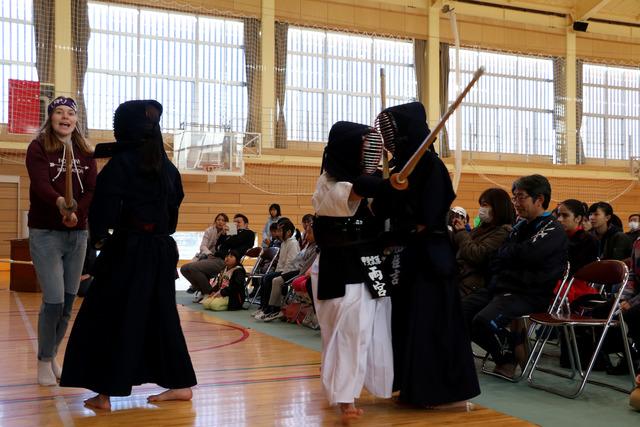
[448,48,554,157]
[286,27,416,142]
[581,63,640,160]
[86,2,247,131]
[0,0,38,123]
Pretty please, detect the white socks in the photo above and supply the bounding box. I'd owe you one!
[51,358,62,380]
[38,360,57,386]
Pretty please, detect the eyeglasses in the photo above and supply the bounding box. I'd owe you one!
[511,193,532,202]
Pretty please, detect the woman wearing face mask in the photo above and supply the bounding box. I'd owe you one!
[452,188,515,297]
[627,214,640,243]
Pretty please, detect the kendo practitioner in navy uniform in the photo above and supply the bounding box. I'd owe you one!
[310,121,393,421]
[61,100,197,410]
[360,102,480,410]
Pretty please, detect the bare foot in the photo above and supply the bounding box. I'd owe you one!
[84,394,111,410]
[147,388,193,403]
[425,401,475,412]
[339,403,363,424]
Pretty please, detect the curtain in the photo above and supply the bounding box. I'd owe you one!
[33,0,54,84]
[243,18,262,144]
[274,22,288,148]
[71,0,90,136]
[575,60,585,164]
[33,0,55,124]
[439,42,451,157]
[413,39,427,104]
[552,57,566,164]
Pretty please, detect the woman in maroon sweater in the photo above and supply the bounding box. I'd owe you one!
[25,97,96,386]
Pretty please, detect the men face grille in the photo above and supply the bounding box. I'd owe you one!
[361,130,383,175]
[375,111,398,155]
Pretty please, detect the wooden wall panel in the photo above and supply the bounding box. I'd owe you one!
[2,153,639,262]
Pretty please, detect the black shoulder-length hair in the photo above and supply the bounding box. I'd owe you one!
[479,187,516,227]
[269,203,281,217]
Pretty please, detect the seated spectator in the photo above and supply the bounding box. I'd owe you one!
[554,199,599,302]
[462,174,568,379]
[453,188,515,297]
[215,213,256,257]
[299,213,314,249]
[265,222,282,248]
[184,213,254,302]
[262,221,318,322]
[627,213,640,243]
[182,213,228,295]
[201,250,247,311]
[589,202,632,260]
[253,218,300,320]
[261,203,281,248]
[587,234,640,374]
[449,206,471,232]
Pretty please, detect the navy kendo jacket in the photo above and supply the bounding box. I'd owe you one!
[488,213,568,298]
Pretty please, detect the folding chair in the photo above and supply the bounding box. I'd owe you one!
[481,262,571,382]
[244,246,279,308]
[239,247,262,303]
[527,260,636,398]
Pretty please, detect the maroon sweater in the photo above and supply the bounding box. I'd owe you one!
[26,137,97,231]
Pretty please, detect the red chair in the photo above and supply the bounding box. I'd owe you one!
[526,260,635,398]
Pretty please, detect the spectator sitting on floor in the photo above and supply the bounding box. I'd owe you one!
[183,213,228,294]
[201,250,247,311]
[462,174,568,379]
[253,218,300,320]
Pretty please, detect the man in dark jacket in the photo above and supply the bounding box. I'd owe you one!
[462,174,568,378]
[183,213,255,301]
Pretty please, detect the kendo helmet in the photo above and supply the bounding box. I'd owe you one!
[375,102,431,169]
[113,100,163,143]
[321,121,384,182]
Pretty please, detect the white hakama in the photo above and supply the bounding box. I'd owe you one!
[311,173,393,405]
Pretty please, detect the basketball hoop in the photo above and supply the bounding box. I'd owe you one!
[172,123,260,178]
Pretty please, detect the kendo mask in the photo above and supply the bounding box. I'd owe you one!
[113,100,163,143]
[321,121,383,183]
[375,102,431,169]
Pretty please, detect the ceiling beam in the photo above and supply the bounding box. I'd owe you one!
[573,0,612,22]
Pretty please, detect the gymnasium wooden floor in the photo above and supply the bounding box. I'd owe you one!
[0,272,533,426]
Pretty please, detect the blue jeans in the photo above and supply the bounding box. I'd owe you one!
[29,228,88,361]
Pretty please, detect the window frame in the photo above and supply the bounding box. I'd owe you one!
[86,1,247,132]
[285,26,417,142]
[447,47,555,158]
[581,62,640,161]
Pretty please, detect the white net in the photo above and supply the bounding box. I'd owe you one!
[0,0,638,216]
